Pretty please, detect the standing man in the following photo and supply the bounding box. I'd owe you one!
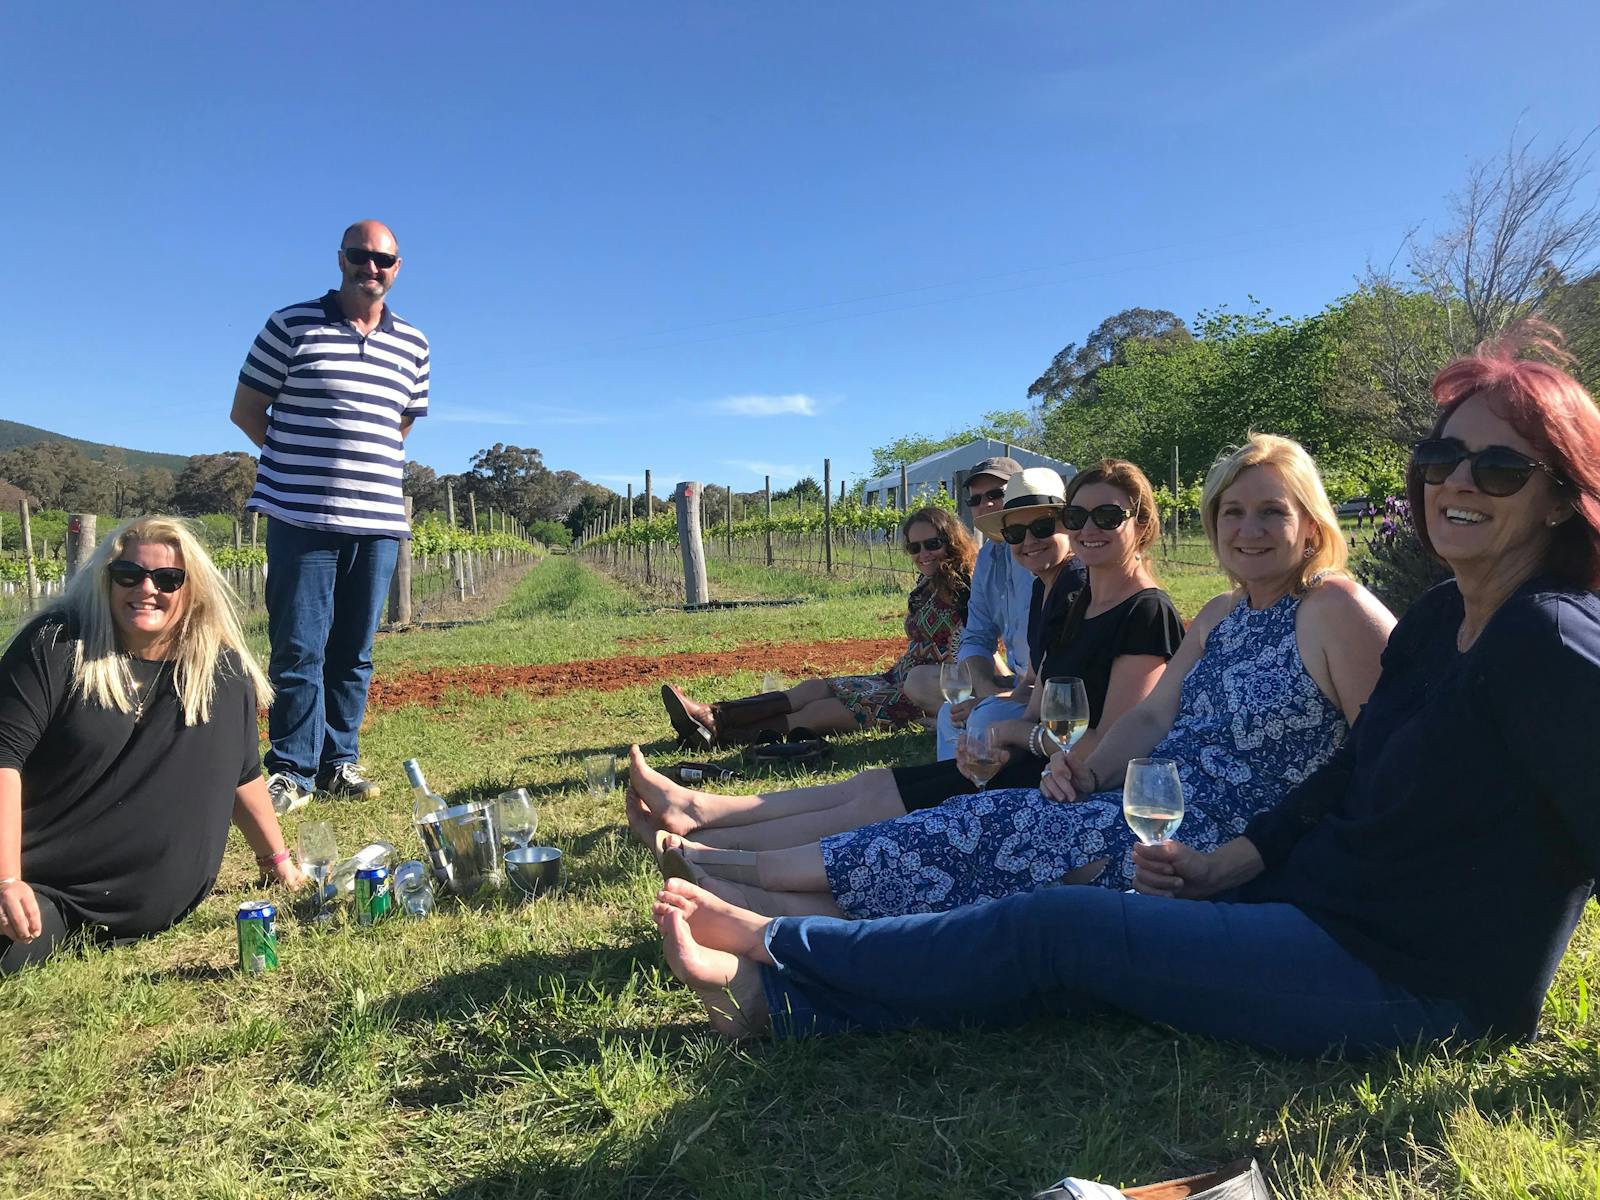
[230,221,429,814]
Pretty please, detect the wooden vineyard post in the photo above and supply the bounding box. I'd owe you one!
[65,513,97,582]
[674,481,710,608]
[899,463,909,512]
[389,497,414,626]
[19,498,38,606]
[446,482,465,602]
[954,469,972,531]
[823,458,834,574]
[626,484,634,567]
[644,470,654,584]
[467,492,480,596]
[724,485,733,560]
[764,475,774,566]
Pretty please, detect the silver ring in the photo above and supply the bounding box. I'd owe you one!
[1040,768,1052,779]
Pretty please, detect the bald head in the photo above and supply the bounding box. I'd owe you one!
[341,220,398,252]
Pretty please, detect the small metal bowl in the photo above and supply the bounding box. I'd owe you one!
[504,846,563,899]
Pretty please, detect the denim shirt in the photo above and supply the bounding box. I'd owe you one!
[956,539,1035,676]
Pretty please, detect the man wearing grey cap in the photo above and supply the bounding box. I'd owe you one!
[936,456,1082,759]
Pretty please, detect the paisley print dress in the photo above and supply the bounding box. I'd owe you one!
[828,577,967,730]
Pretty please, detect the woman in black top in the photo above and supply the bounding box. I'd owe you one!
[0,516,304,973]
[627,464,1180,856]
[652,326,1600,1053]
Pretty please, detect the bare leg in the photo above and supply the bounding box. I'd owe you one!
[629,746,889,834]
[655,907,771,1038]
[697,874,846,919]
[665,834,830,893]
[787,697,864,736]
[692,775,906,850]
[900,662,945,716]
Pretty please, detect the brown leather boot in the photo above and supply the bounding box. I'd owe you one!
[708,691,792,746]
[661,684,715,748]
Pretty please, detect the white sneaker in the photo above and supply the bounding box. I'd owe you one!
[266,772,312,815]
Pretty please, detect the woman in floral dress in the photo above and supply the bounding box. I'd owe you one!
[659,507,975,747]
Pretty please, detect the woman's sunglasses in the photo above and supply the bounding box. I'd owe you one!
[107,561,187,593]
[1000,516,1063,545]
[342,247,398,269]
[1062,504,1134,531]
[905,535,948,554]
[1412,438,1562,497]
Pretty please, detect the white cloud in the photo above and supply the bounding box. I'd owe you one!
[723,459,807,482]
[430,407,527,426]
[712,393,817,418]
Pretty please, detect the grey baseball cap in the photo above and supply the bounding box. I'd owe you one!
[966,456,1024,483]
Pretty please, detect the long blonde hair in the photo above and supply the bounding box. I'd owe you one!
[29,515,271,725]
[1201,434,1348,592]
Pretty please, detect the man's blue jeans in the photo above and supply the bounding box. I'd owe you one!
[264,520,399,788]
[760,887,1474,1058]
[935,695,1027,760]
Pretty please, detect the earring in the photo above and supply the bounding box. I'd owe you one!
[1302,546,1315,560]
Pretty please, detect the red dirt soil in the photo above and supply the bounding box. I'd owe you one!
[367,637,905,710]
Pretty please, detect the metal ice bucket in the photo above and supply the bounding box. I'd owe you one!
[504,846,563,900]
[417,799,503,896]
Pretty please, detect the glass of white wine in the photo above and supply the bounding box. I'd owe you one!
[1040,676,1090,754]
[297,820,337,918]
[496,788,539,852]
[959,727,1004,791]
[939,661,973,705]
[1122,758,1184,846]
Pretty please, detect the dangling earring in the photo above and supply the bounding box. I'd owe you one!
[1302,545,1315,560]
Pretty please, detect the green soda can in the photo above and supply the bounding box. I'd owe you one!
[236,901,280,973]
[355,866,393,925]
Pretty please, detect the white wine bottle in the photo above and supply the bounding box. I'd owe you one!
[404,758,452,887]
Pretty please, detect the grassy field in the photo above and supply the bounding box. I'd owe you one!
[5,556,1599,1198]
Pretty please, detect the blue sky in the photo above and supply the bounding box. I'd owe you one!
[2,2,1596,496]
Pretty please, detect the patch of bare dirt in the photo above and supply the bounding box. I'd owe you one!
[368,637,904,711]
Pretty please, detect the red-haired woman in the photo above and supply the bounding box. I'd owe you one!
[651,325,1600,1057]
[659,507,976,746]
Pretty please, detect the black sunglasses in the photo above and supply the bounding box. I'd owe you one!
[905,535,948,555]
[1412,438,1561,497]
[1000,516,1062,545]
[342,247,398,269]
[965,486,1006,505]
[108,561,187,593]
[1063,504,1134,531]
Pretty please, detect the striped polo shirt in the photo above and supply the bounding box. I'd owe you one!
[239,291,429,537]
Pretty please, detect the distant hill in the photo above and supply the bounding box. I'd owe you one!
[0,420,192,474]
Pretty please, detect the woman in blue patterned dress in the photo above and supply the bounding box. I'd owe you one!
[665,435,1396,918]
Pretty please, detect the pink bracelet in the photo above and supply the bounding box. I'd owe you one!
[256,849,292,868]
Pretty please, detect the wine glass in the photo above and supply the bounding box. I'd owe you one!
[496,788,539,851]
[761,672,785,694]
[939,661,973,705]
[583,753,617,796]
[1040,676,1090,755]
[959,728,1003,791]
[1122,758,1185,846]
[297,820,337,917]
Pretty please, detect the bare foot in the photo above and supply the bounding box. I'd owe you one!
[625,789,661,848]
[657,908,770,1039]
[628,745,703,836]
[652,877,771,958]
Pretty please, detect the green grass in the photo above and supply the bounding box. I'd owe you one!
[6,557,1599,1198]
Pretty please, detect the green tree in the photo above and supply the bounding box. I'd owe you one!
[174,453,257,516]
[1027,307,1191,408]
[869,409,1041,477]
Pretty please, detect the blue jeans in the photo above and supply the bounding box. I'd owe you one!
[264,520,399,787]
[935,695,1027,760]
[760,888,1474,1058]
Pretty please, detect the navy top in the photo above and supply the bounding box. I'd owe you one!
[1242,578,1600,1038]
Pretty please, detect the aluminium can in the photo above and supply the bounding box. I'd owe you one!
[236,901,279,973]
[354,865,393,925]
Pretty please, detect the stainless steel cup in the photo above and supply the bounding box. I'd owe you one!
[504,846,563,899]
